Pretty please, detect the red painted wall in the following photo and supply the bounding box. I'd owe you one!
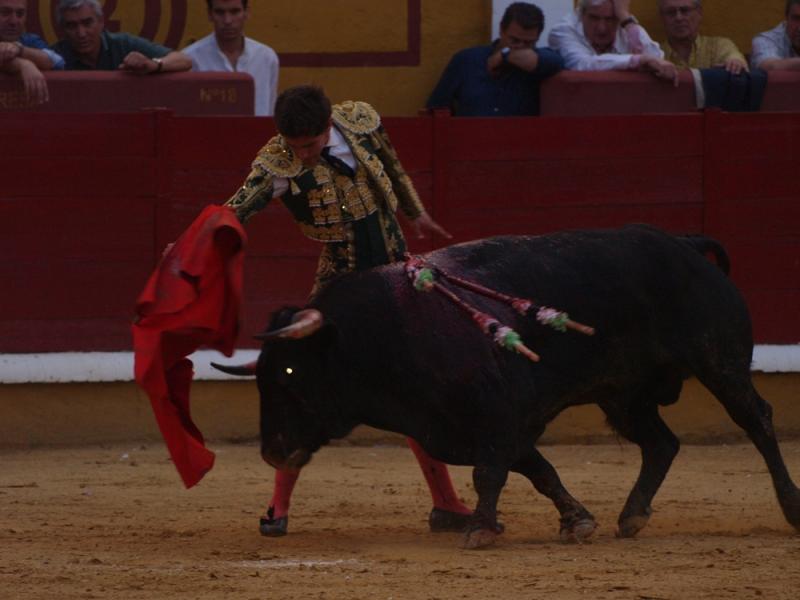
[1,108,798,352]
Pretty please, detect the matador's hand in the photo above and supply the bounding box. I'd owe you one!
[410,212,452,240]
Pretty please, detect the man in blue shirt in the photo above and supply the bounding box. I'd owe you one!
[426,2,563,116]
[52,0,191,73]
[0,0,64,104]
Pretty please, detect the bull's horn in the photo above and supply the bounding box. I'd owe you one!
[256,309,324,341]
[210,360,257,376]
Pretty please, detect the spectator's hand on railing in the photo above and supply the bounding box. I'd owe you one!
[18,59,48,105]
[119,52,160,75]
[0,41,23,66]
[640,55,680,87]
[723,58,748,75]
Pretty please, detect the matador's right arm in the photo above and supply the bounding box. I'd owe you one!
[224,137,300,223]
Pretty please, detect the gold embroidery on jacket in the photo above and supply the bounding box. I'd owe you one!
[333,101,381,135]
[252,139,302,178]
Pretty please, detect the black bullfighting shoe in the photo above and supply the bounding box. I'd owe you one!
[259,507,288,537]
[428,508,505,534]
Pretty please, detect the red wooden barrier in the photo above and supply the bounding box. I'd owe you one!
[1,109,798,352]
[541,70,800,116]
[703,110,800,342]
[2,70,797,117]
[0,72,254,115]
[540,70,697,116]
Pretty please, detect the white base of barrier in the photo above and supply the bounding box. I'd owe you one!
[1,346,799,384]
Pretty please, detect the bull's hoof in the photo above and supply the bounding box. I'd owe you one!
[463,528,498,550]
[778,489,800,531]
[259,515,288,537]
[429,508,505,534]
[616,514,650,538]
[559,518,598,544]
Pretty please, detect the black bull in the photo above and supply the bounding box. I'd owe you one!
[216,225,800,548]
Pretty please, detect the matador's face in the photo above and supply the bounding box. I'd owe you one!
[283,126,331,168]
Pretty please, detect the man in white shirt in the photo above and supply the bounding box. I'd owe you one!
[184,0,279,116]
[548,0,677,84]
[751,0,800,71]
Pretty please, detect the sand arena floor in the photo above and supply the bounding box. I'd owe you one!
[1,440,799,599]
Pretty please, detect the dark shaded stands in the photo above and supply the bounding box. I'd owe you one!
[1,70,799,353]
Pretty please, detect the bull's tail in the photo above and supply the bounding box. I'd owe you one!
[210,361,257,376]
[680,234,730,276]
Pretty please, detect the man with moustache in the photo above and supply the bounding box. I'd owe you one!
[52,0,191,73]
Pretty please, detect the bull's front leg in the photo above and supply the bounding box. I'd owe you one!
[464,465,508,549]
[512,451,597,543]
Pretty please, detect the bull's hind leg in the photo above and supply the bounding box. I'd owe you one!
[601,376,682,538]
[698,372,800,531]
[511,450,598,543]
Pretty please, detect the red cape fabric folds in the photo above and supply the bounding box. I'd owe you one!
[133,205,246,488]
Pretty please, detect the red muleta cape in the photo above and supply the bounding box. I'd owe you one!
[132,205,246,488]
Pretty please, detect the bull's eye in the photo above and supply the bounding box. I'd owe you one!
[285,367,293,375]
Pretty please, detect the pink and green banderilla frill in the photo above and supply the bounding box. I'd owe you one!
[404,254,595,362]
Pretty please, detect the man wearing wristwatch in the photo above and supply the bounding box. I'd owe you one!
[548,0,678,85]
[0,0,64,105]
[52,0,191,74]
[426,2,563,116]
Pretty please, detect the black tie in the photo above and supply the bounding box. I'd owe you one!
[321,146,355,178]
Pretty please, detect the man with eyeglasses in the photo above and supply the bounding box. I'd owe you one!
[658,0,747,74]
[751,0,800,71]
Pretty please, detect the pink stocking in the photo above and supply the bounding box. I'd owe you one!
[268,469,299,518]
[406,437,471,514]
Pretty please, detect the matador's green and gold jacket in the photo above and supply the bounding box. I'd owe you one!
[225,101,426,293]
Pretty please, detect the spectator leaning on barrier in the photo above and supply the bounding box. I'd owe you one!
[548,0,678,84]
[52,0,191,73]
[0,0,64,104]
[425,2,563,116]
[184,0,278,116]
[751,0,800,71]
[659,0,747,74]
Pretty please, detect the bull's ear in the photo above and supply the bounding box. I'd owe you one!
[256,309,323,341]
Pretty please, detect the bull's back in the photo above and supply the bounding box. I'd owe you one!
[310,226,749,457]
[420,225,750,374]
[314,225,748,407]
